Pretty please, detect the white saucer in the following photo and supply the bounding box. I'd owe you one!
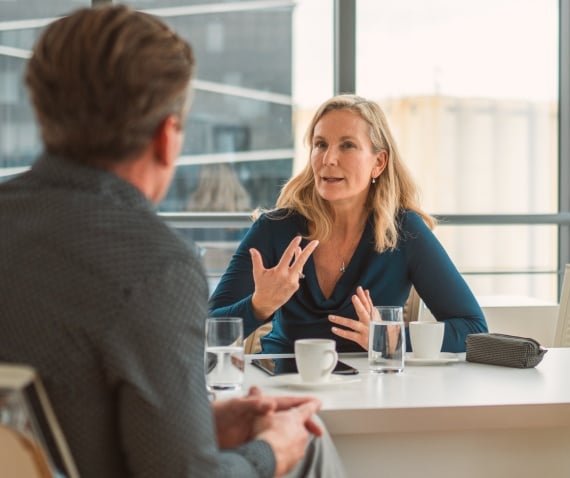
[405,352,461,365]
[269,374,360,389]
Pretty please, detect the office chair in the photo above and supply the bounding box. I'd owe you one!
[0,424,54,477]
[554,264,570,347]
[0,364,79,478]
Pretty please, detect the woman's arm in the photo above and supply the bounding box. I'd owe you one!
[209,215,317,337]
[209,219,271,336]
[403,212,488,352]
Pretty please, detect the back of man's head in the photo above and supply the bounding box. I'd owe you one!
[25,5,194,164]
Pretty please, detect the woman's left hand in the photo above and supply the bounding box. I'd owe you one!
[328,286,373,350]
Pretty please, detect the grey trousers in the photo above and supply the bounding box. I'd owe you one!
[283,415,347,478]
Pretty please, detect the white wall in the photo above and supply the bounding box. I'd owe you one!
[481,296,558,346]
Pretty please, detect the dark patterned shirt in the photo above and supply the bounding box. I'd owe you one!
[0,154,274,477]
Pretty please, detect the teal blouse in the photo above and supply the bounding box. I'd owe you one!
[209,209,488,353]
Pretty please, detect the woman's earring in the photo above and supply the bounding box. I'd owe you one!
[371,177,376,184]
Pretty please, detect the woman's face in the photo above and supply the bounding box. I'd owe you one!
[311,109,386,210]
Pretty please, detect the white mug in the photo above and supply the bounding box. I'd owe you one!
[409,321,445,359]
[294,339,338,383]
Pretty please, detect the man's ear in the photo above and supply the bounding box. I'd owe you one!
[152,115,183,168]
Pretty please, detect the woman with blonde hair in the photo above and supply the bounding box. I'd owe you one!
[210,94,487,353]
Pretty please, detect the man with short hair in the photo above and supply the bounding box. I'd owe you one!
[0,5,345,477]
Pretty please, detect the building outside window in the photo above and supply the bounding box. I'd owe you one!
[354,0,560,302]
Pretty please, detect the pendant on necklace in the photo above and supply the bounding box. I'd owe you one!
[340,261,346,273]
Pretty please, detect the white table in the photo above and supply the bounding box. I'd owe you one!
[243,349,570,478]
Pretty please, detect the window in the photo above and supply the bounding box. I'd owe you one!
[1,0,568,303]
[354,0,560,301]
[122,1,299,214]
[0,2,91,174]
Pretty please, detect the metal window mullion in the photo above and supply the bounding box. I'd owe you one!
[435,213,570,225]
[559,0,570,294]
[334,0,356,94]
[160,212,570,228]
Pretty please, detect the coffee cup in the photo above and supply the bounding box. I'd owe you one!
[294,339,338,383]
[409,321,445,359]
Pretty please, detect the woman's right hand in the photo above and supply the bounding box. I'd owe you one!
[250,236,319,321]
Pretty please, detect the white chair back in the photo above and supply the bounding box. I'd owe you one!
[554,264,570,347]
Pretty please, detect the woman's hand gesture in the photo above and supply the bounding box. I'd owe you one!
[250,236,319,320]
[328,286,373,350]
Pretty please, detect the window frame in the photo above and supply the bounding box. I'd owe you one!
[1,0,568,296]
[333,0,570,296]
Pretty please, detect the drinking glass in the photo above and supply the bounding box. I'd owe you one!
[368,306,405,373]
[205,317,244,391]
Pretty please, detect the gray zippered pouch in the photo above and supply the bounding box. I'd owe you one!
[465,333,548,368]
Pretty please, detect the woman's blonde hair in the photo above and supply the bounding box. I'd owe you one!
[276,94,435,252]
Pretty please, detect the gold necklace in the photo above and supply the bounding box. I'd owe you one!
[337,228,364,274]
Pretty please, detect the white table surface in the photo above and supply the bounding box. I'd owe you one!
[242,348,570,478]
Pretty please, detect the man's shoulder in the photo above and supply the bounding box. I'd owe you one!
[106,210,199,263]
[66,205,203,287]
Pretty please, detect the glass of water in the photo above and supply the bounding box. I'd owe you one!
[205,317,244,392]
[369,306,405,373]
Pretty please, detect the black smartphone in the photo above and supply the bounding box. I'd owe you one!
[251,357,359,376]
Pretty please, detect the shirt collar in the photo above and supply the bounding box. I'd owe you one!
[31,153,156,213]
